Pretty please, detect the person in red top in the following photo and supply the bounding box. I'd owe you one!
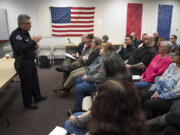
[135,41,173,90]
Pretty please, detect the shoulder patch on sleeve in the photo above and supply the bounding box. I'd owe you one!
[16,35,22,40]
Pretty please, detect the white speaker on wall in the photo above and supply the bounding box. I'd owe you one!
[0,9,9,41]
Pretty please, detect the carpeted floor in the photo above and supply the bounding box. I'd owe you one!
[0,64,163,135]
[0,65,75,135]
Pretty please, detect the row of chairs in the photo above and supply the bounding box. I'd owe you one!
[37,45,65,64]
[2,45,66,64]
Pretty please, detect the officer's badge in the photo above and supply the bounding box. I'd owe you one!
[16,35,22,40]
[25,39,30,42]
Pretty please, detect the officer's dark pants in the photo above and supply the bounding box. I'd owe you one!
[19,59,42,105]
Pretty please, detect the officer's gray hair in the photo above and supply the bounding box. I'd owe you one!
[161,41,173,53]
[17,14,30,25]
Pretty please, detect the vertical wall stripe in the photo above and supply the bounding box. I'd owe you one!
[126,3,143,40]
[157,5,173,40]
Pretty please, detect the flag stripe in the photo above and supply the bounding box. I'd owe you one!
[71,7,95,10]
[71,16,94,19]
[71,12,95,14]
[126,3,143,40]
[52,34,82,37]
[71,14,94,17]
[157,5,173,40]
[71,19,93,21]
[52,31,94,35]
[53,28,93,31]
[52,23,94,26]
[52,31,93,34]
[52,29,94,32]
[71,21,94,23]
[52,25,94,28]
[71,9,95,12]
[52,34,93,37]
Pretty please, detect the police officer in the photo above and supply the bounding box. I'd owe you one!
[10,14,47,109]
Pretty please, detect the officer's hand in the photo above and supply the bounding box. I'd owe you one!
[33,35,42,43]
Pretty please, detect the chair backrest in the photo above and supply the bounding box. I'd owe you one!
[39,45,51,50]
[54,45,65,51]
[3,45,12,53]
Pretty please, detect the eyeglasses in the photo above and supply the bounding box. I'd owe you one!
[22,22,31,25]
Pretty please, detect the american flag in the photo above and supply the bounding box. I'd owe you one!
[50,7,95,37]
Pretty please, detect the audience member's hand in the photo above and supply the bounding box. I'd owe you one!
[69,115,75,123]
[76,53,79,58]
[138,63,146,70]
[83,44,88,51]
[71,134,76,135]
[140,76,143,81]
[72,53,76,57]
[124,60,128,64]
[85,54,89,60]
[123,43,127,48]
[125,64,131,69]
[82,74,87,80]
[83,54,89,60]
[151,92,158,99]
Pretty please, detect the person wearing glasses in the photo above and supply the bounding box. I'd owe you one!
[170,35,179,53]
[10,14,47,110]
[141,46,180,119]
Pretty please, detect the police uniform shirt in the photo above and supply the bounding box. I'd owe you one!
[9,27,36,59]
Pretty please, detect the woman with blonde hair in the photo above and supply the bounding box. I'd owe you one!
[55,37,102,96]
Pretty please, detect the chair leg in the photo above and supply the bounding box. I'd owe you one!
[50,58,51,65]
[6,117,10,127]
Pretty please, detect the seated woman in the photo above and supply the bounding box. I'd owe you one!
[141,46,180,119]
[64,53,132,135]
[74,52,132,112]
[87,79,145,135]
[54,37,102,96]
[135,41,172,90]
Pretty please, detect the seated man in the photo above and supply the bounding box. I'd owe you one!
[170,35,179,53]
[72,34,86,58]
[130,32,140,48]
[118,35,135,61]
[125,34,157,75]
[153,32,159,47]
[137,33,147,48]
[102,34,109,43]
[56,34,93,84]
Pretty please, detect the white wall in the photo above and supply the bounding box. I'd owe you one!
[0,0,180,48]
